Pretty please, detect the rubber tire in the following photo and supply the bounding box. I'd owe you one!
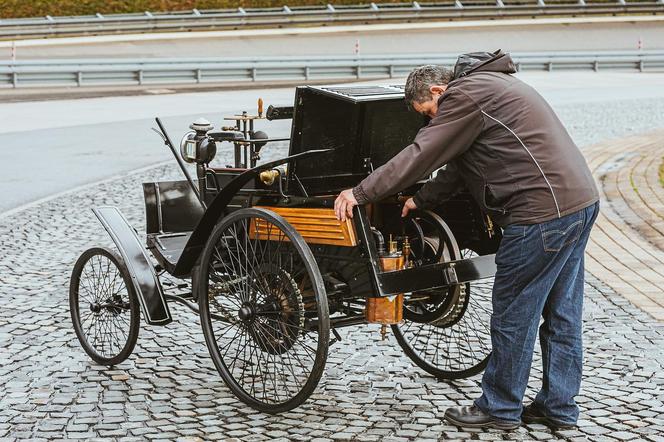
[70,247,140,366]
[197,207,330,414]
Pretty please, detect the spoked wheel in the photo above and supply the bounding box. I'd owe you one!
[197,208,330,413]
[69,247,140,365]
[392,212,493,379]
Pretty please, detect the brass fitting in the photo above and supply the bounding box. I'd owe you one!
[388,234,398,255]
[259,169,280,186]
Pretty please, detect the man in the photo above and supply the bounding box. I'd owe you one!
[334,49,599,430]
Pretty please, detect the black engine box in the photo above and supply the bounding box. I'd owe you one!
[286,85,427,195]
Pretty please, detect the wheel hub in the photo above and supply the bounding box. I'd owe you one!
[90,302,102,313]
[238,303,255,322]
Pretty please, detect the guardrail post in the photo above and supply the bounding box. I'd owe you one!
[547,62,553,72]
[304,66,310,80]
[356,65,361,79]
[196,69,202,83]
[77,71,83,86]
[137,70,143,85]
[252,68,257,81]
[593,60,599,72]
[12,72,17,88]
[639,60,644,72]
[389,65,394,78]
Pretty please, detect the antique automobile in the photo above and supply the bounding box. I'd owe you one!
[69,84,499,413]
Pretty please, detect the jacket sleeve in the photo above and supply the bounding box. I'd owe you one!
[412,162,464,209]
[352,89,483,204]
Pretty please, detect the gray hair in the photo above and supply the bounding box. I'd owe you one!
[404,65,454,104]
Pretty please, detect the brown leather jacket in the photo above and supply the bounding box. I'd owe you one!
[352,50,599,227]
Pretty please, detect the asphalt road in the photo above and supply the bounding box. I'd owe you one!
[1,71,664,213]
[3,17,663,60]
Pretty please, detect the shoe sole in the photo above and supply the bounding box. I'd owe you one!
[522,414,577,431]
[444,413,520,430]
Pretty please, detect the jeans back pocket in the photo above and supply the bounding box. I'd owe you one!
[540,216,583,252]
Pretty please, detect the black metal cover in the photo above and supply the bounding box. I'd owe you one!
[287,85,427,195]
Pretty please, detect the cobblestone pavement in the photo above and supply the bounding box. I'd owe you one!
[2,111,664,441]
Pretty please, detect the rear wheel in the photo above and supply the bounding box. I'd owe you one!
[69,247,140,365]
[197,208,330,413]
[392,213,493,379]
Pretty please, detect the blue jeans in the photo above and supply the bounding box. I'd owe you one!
[474,202,599,424]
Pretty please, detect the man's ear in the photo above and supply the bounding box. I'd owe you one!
[429,84,448,95]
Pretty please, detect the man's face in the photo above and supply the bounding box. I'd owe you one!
[410,84,448,119]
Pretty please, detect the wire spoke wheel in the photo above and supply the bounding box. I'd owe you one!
[197,208,329,413]
[393,214,493,379]
[69,247,140,365]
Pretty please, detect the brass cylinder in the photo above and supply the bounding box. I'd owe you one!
[365,254,405,324]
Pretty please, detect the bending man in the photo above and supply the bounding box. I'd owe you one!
[334,49,599,431]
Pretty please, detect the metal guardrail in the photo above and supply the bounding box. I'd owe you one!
[1,1,663,39]
[1,51,662,89]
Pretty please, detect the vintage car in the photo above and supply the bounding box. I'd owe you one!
[69,84,498,413]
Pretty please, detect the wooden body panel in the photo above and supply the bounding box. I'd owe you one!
[250,206,358,247]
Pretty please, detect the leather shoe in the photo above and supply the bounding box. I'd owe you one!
[521,403,577,431]
[444,405,521,430]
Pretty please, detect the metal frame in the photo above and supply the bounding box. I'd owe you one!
[171,148,332,277]
[2,51,663,89]
[2,1,663,39]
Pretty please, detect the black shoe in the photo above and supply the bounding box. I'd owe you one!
[444,405,521,430]
[521,403,577,431]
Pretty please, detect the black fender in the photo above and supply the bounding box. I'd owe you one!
[93,207,172,325]
[172,149,331,277]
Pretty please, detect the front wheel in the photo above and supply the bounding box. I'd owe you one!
[197,208,330,413]
[69,247,140,365]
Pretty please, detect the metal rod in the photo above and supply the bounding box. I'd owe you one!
[155,117,205,209]
[164,293,228,321]
[2,3,662,39]
[330,315,367,328]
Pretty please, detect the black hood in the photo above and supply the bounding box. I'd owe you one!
[453,49,517,79]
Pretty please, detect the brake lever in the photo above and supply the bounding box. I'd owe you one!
[151,127,167,143]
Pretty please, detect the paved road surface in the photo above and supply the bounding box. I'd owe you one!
[2,17,662,59]
[1,71,664,213]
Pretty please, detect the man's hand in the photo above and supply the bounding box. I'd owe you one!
[334,189,358,221]
[401,197,417,217]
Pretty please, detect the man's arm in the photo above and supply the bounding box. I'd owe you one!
[412,162,464,210]
[352,89,483,204]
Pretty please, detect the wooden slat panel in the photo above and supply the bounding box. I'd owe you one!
[250,206,358,247]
